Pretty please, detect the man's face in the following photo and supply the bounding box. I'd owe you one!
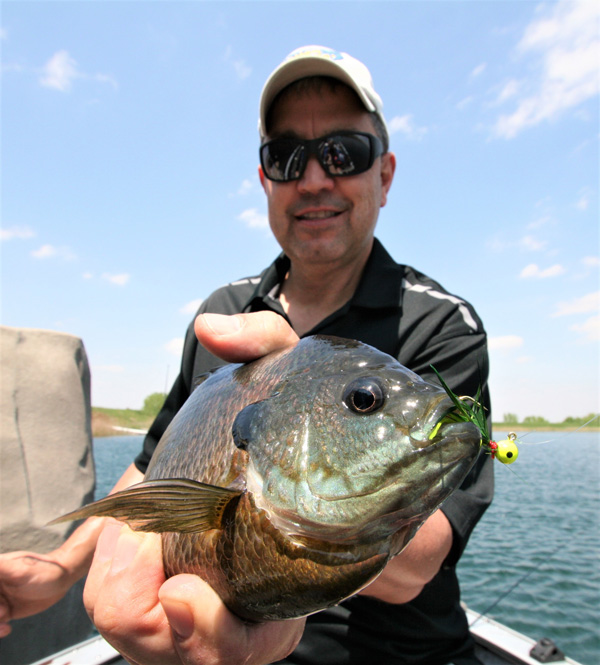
[259,85,395,270]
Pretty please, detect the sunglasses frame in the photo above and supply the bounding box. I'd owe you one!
[260,131,384,182]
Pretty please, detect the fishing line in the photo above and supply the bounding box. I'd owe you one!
[468,541,565,628]
[513,413,599,446]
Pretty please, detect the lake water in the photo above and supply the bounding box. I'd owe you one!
[93,430,599,665]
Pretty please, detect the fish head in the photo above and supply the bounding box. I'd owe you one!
[236,336,481,548]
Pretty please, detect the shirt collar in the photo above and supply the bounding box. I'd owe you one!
[245,237,404,312]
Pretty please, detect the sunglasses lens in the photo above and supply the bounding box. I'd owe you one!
[261,133,380,182]
[261,140,306,182]
[320,134,372,176]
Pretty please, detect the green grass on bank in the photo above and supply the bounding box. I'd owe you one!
[92,392,166,436]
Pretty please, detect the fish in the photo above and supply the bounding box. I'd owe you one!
[54,335,481,622]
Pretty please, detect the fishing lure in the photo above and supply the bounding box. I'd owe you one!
[430,366,519,465]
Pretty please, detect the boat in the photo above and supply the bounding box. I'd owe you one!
[29,607,582,665]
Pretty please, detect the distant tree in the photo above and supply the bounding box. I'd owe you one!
[142,392,167,416]
[522,415,550,426]
[502,413,519,424]
[562,413,599,427]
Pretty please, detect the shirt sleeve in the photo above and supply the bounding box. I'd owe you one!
[397,292,494,566]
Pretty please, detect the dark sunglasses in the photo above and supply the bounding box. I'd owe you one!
[260,131,384,182]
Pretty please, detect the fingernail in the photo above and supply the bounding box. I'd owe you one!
[109,528,142,574]
[200,313,244,336]
[161,597,194,641]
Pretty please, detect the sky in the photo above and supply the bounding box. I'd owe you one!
[1,0,598,422]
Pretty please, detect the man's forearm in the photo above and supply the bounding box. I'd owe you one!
[54,463,145,581]
[359,509,453,604]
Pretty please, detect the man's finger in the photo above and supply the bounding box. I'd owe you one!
[194,312,299,362]
[159,574,305,665]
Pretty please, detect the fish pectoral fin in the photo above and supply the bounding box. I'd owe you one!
[48,479,242,533]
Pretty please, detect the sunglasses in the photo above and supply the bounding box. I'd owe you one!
[260,131,384,182]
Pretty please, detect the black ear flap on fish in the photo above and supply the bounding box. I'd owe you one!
[232,401,262,451]
[48,479,242,534]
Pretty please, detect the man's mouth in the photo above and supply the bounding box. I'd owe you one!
[296,209,342,221]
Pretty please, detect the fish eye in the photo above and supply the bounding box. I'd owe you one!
[343,378,385,414]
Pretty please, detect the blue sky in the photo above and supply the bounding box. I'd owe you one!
[2,0,598,421]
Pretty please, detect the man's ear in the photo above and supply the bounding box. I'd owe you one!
[380,152,396,208]
[258,164,267,191]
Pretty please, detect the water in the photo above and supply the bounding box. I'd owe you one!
[93,431,600,665]
[458,431,599,665]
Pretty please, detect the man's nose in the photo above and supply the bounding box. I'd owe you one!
[297,155,335,193]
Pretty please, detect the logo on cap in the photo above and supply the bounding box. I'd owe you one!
[286,46,344,62]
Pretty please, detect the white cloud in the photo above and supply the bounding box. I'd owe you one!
[1,225,36,241]
[237,179,253,195]
[526,215,554,230]
[165,337,184,356]
[575,188,592,210]
[471,63,487,79]
[102,273,130,286]
[82,272,93,280]
[489,335,524,351]
[31,244,76,260]
[495,79,521,104]
[238,208,269,229]
[224,46,251,80]
[569,314,599,342]
[233,59,251,80]
[229,178,254,198]
[581,256,599,268]
[38,49,117,92]
[40,50,79,91]
[94,72,118,90]
[519,234,547,251]
[493,0,599,138]
[552,290,599,317]
[388,114,428,140]
[456,96,473,111]
[519,263,566,279]
[180,299,203,315]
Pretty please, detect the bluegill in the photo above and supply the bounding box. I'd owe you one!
[55,336,481,621]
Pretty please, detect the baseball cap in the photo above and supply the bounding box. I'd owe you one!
[258,45,386,137]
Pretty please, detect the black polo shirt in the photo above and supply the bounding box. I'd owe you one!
[134,238,493,665]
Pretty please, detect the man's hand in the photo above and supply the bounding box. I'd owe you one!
[84,312,304,665]
[0,552,72,637]
[86,522,305,665]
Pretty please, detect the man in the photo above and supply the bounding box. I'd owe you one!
[0,46,492,665]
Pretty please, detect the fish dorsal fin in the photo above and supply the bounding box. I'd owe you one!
[49,479,241,533]
[192,367,223,391]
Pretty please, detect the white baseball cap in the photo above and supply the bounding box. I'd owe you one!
[258,45,386,137]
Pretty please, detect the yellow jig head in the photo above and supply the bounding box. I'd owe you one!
[493,432,519,464]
